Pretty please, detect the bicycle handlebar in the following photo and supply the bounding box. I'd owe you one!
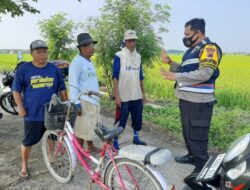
[48,90,102,111]
[87,90,103,98]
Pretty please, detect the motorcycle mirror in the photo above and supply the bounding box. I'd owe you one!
[17,51,23,60]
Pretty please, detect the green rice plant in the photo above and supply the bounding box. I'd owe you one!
[216,55,250,110]
[144,55,181,100]
[143,102,182,137]
[1,53,250,110]
[143,101,250,151]
[144,54,250,111]
[0,54,32,71]
[209,106,250,150]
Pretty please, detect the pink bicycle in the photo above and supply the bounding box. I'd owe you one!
[41,90,175,190]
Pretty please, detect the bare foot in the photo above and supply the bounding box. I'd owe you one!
[19,167,29,178]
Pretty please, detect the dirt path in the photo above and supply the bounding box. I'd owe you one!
[0,111,193,190]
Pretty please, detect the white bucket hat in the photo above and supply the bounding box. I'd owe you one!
[124,30,138,40]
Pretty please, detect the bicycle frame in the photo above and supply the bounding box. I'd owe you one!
[46,92,174,190]
[52,118,130,190]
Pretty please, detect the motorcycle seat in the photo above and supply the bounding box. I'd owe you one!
[119,144,172,165]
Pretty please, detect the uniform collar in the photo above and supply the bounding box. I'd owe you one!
[190,37,211,54]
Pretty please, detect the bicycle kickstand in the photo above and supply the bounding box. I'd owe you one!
[88,180,94,190]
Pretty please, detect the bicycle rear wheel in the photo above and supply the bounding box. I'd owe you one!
[0,92,18,115]
[104,157,164,190]
[41,130,74,183]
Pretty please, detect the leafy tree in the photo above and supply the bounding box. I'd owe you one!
[0,0,39,21]
[38,13,82,61]
[0,0,81,21]
[85,0,170,97]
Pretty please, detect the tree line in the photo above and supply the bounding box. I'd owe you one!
[1,0,171,96]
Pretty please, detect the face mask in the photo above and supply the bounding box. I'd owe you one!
[183,32,198,47]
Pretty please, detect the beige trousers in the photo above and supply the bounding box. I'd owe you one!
[74,100,101,141]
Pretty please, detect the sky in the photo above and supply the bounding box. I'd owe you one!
[0,0,249,53]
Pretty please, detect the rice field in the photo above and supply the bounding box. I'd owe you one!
[0,54,32,71]
[1,53,250,110]
[144,54,250,111]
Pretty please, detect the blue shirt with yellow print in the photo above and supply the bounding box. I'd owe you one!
[12,62,66,121]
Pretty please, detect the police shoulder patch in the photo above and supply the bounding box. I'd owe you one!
[200,44,219,70]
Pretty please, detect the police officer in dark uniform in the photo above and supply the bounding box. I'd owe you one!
[160,18,222,189]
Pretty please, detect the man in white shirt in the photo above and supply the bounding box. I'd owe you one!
[69,33,100,154]
[112,30,147,150]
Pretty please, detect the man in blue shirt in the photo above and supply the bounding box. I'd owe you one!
[12,40,67,178]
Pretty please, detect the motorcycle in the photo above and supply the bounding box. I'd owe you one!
[0,51,69,117]
[50,60,69,78]
[184,133,250,190]
[0,52,24,116]
[0,71,18,115]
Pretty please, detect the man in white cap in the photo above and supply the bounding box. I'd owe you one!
[112,30,147,150]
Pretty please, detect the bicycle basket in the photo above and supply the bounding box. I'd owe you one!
[44,103,78,130]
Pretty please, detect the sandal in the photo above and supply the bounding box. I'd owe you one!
[19,168,29,179]
[87,146,101,155]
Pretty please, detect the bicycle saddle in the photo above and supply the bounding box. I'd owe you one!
[95,123,124,142]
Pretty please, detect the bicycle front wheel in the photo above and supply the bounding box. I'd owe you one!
[0,92,18,115]
[104,157,164,190]
[41,130,74,183]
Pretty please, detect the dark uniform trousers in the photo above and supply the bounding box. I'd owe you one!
[179,99,215,168]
